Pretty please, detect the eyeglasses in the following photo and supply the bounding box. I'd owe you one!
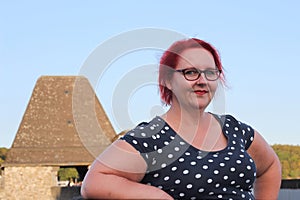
[174,68,222,81]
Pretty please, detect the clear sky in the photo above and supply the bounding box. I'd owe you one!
[1,0,300,148]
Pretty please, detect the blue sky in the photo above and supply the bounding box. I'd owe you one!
[1,0,300,148]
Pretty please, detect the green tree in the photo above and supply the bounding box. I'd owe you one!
[58,167,79,181]
[272,144,300,179]
[0,147,8,164]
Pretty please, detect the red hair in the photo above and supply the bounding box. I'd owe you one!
[158,38,225,105]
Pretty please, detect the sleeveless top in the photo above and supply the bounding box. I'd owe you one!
[120,113,256,200]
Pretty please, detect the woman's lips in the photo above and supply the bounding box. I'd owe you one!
[194,90,208,96]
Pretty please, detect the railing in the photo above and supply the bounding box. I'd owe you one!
[278,189,300,200]
[281,179,300,189]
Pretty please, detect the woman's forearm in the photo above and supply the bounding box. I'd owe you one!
[81,172,173,199]
[254,157,282,199]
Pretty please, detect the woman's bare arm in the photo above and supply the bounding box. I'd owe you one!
[81,140,173,199]
[248,131,282,199]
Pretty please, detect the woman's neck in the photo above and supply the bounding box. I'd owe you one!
[161,103,210,131]
[161,103,218,149]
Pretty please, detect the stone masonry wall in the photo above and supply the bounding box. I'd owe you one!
[1,166,59,200]
[0,172,4,200]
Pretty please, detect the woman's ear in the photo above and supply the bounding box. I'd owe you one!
[163,79,172,91]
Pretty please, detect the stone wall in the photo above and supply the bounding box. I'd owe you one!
[0,166,59,200]
[0,167,4,199]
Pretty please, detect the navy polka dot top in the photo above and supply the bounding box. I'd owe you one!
[121,114,256,200]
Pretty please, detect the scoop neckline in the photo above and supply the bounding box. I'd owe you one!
[155,113,230,153]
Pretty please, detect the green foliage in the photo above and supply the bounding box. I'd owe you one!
[272,144,300,179]
[58,167,79,181]
[0,147,8,164]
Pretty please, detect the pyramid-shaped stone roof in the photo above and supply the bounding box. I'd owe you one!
[4,76,116,166]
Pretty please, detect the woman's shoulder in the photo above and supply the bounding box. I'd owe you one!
[120,116,169,140]
[131,116,167,133]
[211,112,253,130]
[212,112,255,149]
[119,116,171,156]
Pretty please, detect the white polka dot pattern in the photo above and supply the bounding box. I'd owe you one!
[121,114,256,200]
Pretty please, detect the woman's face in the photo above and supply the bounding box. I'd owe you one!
[167,48,219,110]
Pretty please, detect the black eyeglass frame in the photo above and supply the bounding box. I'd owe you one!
[174,68,222,81]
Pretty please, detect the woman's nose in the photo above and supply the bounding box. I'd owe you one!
[195,72,207,84]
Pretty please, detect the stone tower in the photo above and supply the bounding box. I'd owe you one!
[1,76,116,200]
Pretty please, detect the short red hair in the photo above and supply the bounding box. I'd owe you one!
[158,38,225,105]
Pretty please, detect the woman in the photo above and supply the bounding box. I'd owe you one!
[81,38,281,199]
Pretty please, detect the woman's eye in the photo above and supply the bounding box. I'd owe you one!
[185,69,198,75]
[206,70,215,75]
